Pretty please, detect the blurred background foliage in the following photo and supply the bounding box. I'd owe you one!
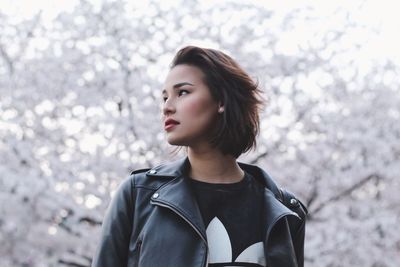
[0,0,399,266]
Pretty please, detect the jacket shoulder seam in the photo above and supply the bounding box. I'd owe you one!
[135,184,158,191]
[132,174,171,191]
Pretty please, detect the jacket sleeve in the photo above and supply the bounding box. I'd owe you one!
[91,176,135,267]
[280,189,308,267]
[291,208,306,267]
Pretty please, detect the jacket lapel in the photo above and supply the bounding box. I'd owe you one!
[238,162,300,266]
[147,157,207,241]
[238,161,300,229]
[262,189,299,239]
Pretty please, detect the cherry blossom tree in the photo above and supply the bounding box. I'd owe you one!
[1,0,398,266]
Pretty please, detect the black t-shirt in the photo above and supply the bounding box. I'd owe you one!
[189,171,266,267]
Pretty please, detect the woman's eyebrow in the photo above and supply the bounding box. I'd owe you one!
[162,82,194,94]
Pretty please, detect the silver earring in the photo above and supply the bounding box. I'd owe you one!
[218,107,224,113]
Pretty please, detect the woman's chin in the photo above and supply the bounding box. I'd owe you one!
[166,137,184,146]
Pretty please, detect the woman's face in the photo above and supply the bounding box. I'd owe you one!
[162,64,220,147]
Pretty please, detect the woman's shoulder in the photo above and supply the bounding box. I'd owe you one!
[127,160,179,190]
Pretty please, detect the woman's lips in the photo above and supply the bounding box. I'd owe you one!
[164,119,180,131]
[164,123,178,131]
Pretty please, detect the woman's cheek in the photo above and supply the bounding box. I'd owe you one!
[184,98,204,115]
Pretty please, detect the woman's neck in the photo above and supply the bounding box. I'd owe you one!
[187,147,244,184]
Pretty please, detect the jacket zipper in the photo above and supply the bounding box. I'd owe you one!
[151,200,209,267]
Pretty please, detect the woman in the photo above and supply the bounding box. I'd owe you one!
[92,46,307,267]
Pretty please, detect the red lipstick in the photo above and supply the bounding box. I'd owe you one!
[164,118,179,131]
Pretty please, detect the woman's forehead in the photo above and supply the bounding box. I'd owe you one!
[165,64,204,84]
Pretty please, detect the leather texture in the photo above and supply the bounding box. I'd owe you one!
[91,156,307,267]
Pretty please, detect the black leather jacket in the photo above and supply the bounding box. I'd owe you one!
[92,156,307,267]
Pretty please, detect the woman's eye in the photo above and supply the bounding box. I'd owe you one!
[178,90,189,96]
[162,96,168,102]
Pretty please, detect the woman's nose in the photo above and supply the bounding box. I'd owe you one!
[162,98,176,115]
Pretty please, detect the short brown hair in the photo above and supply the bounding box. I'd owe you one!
[170,46,265,158]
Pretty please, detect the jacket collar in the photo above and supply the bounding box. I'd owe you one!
[146,156,189,178]
[147,156,299,240]
[146,156,281,192]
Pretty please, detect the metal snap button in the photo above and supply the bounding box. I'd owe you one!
[149,170,157,174]
[152,193,159,199]
[290,198,299,207]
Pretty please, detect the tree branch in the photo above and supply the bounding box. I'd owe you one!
[309,173,382,215]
